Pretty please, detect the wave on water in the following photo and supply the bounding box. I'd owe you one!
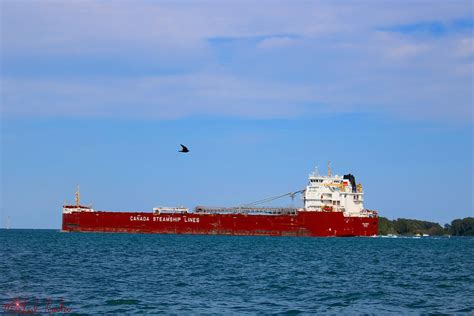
[0,230,473,314]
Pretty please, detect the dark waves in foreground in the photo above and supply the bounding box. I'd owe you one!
[0,230,473,314]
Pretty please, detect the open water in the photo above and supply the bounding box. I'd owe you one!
[0,230,473,314]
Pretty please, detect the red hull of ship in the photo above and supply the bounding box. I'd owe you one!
[62,211,378,237]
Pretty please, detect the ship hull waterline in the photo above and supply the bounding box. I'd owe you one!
[62,211,378,237]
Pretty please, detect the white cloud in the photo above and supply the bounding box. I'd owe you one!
[0,1,472,122]
[1,1,470,56]
[0,75,323,119]
[2,63,471,122]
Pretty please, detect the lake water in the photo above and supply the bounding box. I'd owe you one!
[1,230,473,314]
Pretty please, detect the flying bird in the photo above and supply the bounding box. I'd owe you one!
[179,144,189,153]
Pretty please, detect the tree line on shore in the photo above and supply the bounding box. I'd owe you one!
[378,217,474,236]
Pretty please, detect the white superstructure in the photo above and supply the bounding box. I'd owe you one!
[303,162,374,217]
[62,186,95,214]
[153,207,189,214]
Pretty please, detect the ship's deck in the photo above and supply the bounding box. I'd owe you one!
[194,206,299,215]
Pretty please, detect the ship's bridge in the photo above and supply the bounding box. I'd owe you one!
[304,163,365,217]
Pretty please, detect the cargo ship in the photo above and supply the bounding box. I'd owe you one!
[62,163,378,237]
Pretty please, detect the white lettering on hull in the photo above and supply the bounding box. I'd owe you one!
[130,216,150,221]
[129,216,199,223]
[153,216,181,222]
[184,217,199,223]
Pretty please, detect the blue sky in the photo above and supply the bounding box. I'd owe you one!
[1,1,473,228]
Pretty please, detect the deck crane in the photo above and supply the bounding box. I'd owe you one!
[240,189,306,207]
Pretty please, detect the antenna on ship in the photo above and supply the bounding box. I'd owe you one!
[75,185,80,207]
[328,161,332,177]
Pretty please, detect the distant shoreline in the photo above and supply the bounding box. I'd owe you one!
[378,217,473,236]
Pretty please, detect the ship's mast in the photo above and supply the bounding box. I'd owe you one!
[75,185,80,207]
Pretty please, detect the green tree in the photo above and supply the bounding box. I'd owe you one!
[378,217,446,236]
[449,217,474,236]
[378,217,396,235]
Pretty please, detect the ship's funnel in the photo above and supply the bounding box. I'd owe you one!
[343,174,357,193]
